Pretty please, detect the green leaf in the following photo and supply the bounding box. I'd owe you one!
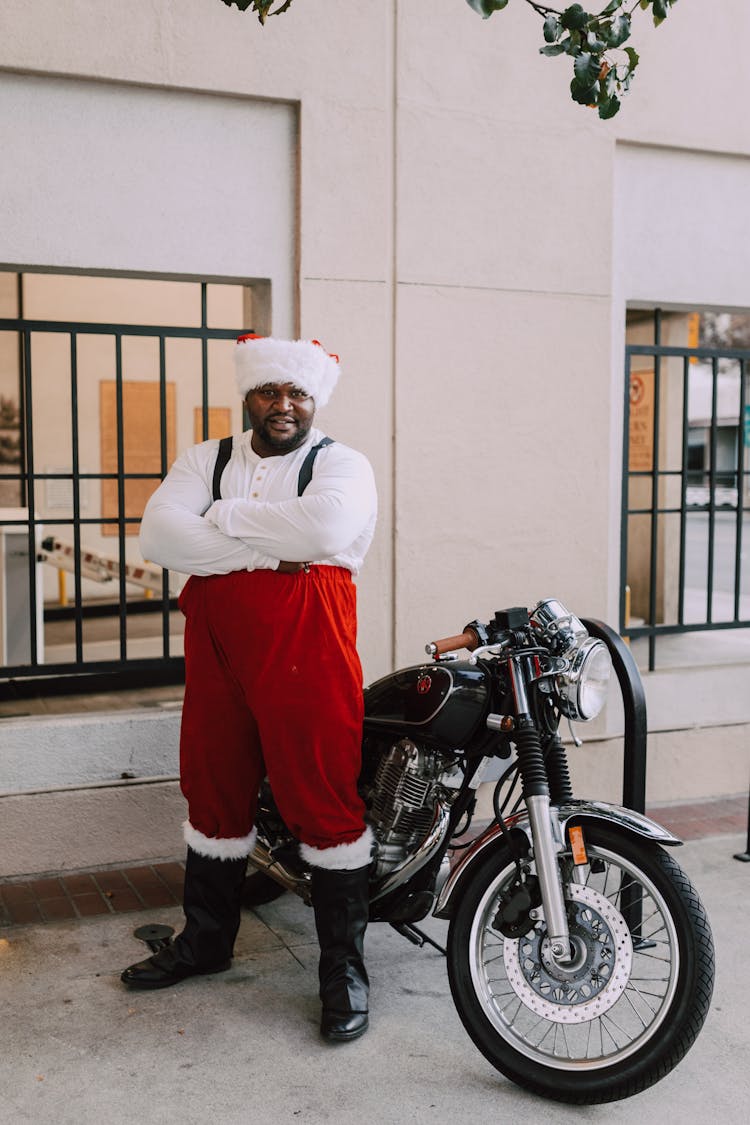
[605,12,631,47]
[603,66,618,97]
[464,0,509,17]
[652,0,669,23]
[219,0,294,18]
[598,93,621,119]
[540,43,568,56]
[543,14,563,43]
[586,30,607,51]
[570,77,600,104]
[560,5,590,31]
[601,0,622,14]
[623,45,640,73]
[574,51,602,86]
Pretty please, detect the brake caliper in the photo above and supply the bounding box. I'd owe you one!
[492,873,541,938]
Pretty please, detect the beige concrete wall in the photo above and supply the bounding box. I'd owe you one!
[1,0,749,803]
[612,3,750,155]
[392,1,615,666]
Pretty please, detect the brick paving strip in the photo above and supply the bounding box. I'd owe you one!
[647,793,748,842]
[0,795,747,929]
[0,862,185,928]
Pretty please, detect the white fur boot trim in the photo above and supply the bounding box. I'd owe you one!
[300,826,374,871]
[183,820,257,861]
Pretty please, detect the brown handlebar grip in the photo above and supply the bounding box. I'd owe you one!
[425,627,480,657]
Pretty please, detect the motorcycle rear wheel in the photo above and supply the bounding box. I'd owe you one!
[446,823,714,1104]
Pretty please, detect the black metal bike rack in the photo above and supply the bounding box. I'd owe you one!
[733,802,750,862]
[581,618,648,814]
[580,619,650,942]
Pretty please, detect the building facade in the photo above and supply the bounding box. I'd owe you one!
[1,1,749,873]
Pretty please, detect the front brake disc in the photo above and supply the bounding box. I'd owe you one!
[502,882,633,1023]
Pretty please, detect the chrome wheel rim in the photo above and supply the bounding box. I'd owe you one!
[468,844,680,1070]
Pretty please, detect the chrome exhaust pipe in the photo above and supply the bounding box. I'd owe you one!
[248,840,311,904]
[369,802,452,902]
[249,800,452,909]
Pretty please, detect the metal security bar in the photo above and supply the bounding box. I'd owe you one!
[0,292,241,694]
[621,310,750,670]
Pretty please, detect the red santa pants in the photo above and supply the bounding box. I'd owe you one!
[178,565,368,862]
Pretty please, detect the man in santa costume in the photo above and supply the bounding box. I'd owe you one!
[120,335,378,1043]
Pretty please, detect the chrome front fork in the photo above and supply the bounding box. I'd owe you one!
[508,655,571,961]
[526,795,571,958]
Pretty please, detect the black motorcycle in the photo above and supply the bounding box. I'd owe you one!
[247,597,715,1104]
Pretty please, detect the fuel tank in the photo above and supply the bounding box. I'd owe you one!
[363,661,490,748]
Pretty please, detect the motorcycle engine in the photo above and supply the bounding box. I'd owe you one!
[364,738,456,879]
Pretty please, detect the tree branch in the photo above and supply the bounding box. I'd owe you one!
[218,0,678,117]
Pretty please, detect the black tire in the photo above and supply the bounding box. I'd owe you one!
[446,823,714,1104]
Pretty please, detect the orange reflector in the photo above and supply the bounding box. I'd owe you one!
[569,825,588,866]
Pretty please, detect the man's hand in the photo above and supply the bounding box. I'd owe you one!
[276,560,307,574]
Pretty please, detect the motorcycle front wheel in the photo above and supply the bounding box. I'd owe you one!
[446,823,714,1104]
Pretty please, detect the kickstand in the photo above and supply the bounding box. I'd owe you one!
[133,923,175,953]
[390,921,446,956]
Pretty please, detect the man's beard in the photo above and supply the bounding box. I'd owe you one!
[256,417,312,453]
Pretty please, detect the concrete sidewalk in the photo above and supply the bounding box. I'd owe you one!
[2,834,748,1125]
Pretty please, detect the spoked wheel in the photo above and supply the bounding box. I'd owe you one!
[447,823,714,1104]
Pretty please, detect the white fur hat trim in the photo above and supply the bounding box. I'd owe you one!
[234,335,340,408]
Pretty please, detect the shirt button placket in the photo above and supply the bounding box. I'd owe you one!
[252,463,267,499]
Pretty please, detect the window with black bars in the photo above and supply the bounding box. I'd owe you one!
[0,271,251,694]
[622,307,750,671]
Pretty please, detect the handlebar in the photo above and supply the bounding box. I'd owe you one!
[425,627,481,657]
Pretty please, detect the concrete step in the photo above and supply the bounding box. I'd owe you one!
[0,706,180,793]
[0,779,185,879]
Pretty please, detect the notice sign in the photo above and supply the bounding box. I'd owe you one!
[193,406,232,444]
[629,370,654,472]
[100,381,176,536]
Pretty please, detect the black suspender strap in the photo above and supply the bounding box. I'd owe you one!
[211,434,334,501]
[212,435,233,501]
[296,436,334,496]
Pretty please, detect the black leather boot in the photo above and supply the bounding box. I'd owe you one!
[241,867,288,908]
[121,848,247,990]
[310,865,370,1042]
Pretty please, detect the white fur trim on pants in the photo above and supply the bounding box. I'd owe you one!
[183,820,257,861]
[300,826,374,871]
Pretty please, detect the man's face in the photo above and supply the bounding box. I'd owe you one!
[245,382,315,457]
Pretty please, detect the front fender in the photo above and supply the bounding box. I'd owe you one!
[433,798,682,920]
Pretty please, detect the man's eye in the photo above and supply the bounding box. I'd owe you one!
[254,386,308,399]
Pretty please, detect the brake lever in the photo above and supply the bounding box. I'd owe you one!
[468,643,506,664]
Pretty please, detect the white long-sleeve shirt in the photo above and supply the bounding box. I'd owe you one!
[139,427,378,578]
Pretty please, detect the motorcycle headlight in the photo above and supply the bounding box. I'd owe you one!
[555,638,612,721]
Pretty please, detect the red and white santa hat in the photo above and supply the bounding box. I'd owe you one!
[234,334,340,409]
